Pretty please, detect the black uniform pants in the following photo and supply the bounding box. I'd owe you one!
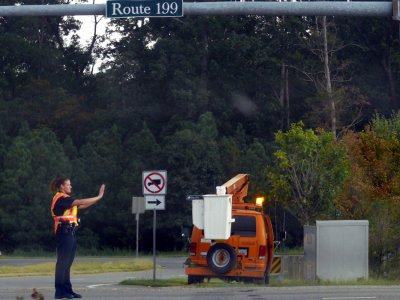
[55,227,77,296]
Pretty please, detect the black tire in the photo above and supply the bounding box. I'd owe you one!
[188,275,204,285]
[206,243,237,274]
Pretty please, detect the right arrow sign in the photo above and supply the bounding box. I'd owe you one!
[145,195,166,210]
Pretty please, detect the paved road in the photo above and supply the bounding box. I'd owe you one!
[0,256,186,299]
[3,283,400,300]
[1,257,400,300]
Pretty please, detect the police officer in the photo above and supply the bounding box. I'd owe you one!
[50,176,106,299]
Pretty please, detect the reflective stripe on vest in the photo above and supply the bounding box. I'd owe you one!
[51,192,78,233]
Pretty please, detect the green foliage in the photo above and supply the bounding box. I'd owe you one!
[339,113,400,277]
[0,8,399,260]
[120,278,188,287]
[0,260,152,276]
[370,111,400,139]
[242,140,269,198]
[163,112,223,226]
[0,125,71,251]
[268,122,350,225]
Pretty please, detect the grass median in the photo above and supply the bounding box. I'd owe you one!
[120,276,400,287]
[120,278,248,287]
[0,259,153,277]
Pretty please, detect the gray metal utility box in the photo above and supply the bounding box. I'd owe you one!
[304,220,369,281]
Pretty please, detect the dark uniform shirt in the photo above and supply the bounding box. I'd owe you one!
[53,196,77,216]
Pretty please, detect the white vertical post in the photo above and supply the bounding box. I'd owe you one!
[153,209,157,282]
[136,212,140,258]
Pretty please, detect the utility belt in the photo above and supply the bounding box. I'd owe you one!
[56,221,78,235]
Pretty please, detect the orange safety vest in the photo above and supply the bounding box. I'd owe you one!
[51,192,78,233]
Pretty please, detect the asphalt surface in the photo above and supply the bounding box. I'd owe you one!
[1,257,400,300]
[0,256,186,299]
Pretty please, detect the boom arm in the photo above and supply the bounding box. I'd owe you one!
[221,174,249,203]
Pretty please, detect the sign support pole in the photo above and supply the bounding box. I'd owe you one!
[142,170,167,282]
[153,209,157,282]
[136,213,140,258]
[0,2,394,17]
[132,196,145,258]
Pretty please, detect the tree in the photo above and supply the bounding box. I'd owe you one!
[0,125,71,251]
[103,15,283,140]
[78,125,125,249]
[268,122,349,225]
[163,112,223,199]
[157,112,223,245]
[348,18,400,111]
[289,16,370,133]
[338,113,400,277]
[242,140,269,198]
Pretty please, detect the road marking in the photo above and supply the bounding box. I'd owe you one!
[322,297,377,300]
[87,283,115,288]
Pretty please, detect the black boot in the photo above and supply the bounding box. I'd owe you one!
[71,292,82,298]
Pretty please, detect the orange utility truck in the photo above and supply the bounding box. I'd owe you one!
[185,174,274,284]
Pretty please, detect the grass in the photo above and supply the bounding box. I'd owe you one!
[0,259,153,277]
[0,249,137,258]
[121,277,189,287]
[255,276,400,287]
[72,260,154,274]
[120,277,254,287]
[317,278,400,286]
[120,276,400,288]
[274,247,304,255]
[0,249,189,258]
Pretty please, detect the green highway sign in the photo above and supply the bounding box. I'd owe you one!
[106,0,183,18]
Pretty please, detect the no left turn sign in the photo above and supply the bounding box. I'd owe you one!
[143,170,167,195]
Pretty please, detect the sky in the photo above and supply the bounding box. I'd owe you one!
[76,14,107,44]
[74,1,110,71]
[72,1,149,71]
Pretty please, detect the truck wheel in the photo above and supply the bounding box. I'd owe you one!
[206,243,237,274]
[187,275,204,284]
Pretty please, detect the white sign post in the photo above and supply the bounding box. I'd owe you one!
[142,170,167,282]
[132,197,145,258]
